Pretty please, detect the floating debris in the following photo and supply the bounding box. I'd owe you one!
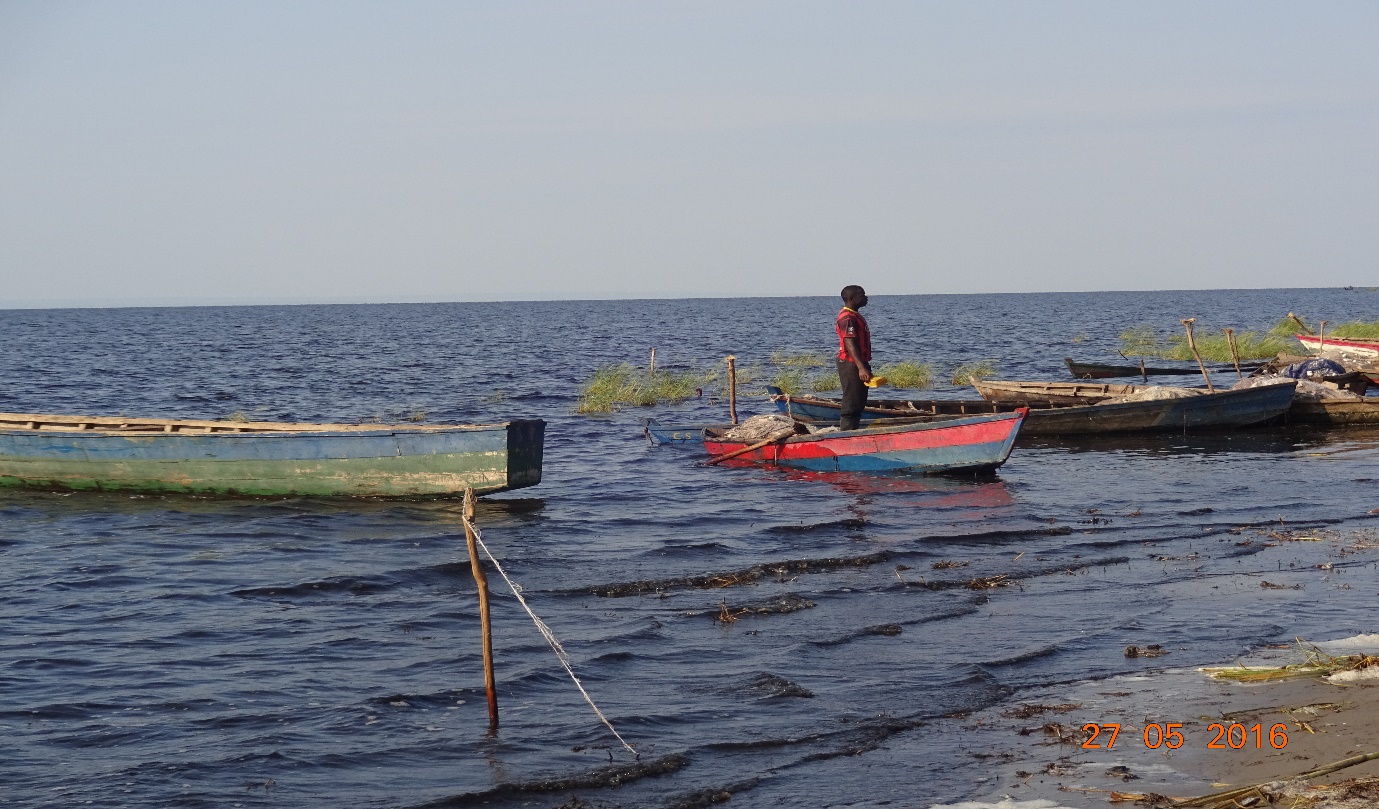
[580,551,890,597]
[1001,702,1081,720]
[1260,580,1304,590]
[930,560,969,570]
[706,593,817,622]
[1203,640,1379,683]
[966,574,1014,590]
[1125,644,1169,658]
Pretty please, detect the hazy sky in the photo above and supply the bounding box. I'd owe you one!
[2,1,1376,307]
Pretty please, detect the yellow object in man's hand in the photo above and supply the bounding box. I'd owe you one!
[865,375,888,388]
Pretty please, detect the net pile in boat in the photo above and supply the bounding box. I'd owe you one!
[720,414,798,441]
[1095,385,1204,405]
[1233,375,1360,400]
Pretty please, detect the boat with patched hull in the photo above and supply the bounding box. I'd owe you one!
[766,383,1298,436]
[0,412,544,497]
[703,410,1027,474]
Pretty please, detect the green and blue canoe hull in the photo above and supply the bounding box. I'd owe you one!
[0,420,544,498]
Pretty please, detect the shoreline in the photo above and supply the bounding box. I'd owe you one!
[932,643,1379,808]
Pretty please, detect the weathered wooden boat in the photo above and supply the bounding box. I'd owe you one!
[1296,334,1379,357]
[766,386,1013,422]
[0,412,545,497]
[767,383,1299,436]
[974,380,1137,405]
[644,418,731,445]
[703,410,1027,474]
[1283,398,1379,426]
[1065,357,1263,380]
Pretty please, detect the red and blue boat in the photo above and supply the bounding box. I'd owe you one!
[702,410,1027,474]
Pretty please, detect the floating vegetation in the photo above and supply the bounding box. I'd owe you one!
[575,364,708,413]
[768,368,808,395]
[1163,330,1290,361]
[226,411,250,423]
[875,360,933,389]
[479,390,507,404]
[1329,319,1379,339]
[1202,640,1379,683]
[809,374,841,392]
[1119,324,1163,358]
[951,360,997,386]
[769,351,829,367]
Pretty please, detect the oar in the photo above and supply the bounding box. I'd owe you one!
[702,428,796,466]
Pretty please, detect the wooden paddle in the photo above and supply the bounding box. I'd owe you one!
[701,427,797,466]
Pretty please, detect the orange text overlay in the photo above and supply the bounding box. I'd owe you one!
[1081,722,1290,750]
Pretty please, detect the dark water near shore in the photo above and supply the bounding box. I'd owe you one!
[3,289,1379,808]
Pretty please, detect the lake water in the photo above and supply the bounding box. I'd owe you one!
[3,289,1379,808]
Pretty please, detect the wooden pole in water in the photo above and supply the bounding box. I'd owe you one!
[462,487,499,731]
[649,347,656,374]
[726,355,738,425]
[1181,318,1215,392]
[1224,328,1243,380]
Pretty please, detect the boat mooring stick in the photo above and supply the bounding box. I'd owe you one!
[1224,328,1243,380]
[462,487,499,731]
[461,510,639,758]
[649,347,656,374]
[1181,318,1215,392]
[702,428,795,466]
[727,355,738,425]
[1317,319,1329,353]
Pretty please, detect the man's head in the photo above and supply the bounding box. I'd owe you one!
[841,285,868,309]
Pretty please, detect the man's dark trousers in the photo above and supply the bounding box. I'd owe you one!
[837,360,868,431]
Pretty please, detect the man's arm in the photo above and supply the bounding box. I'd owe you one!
[843,337,872,383]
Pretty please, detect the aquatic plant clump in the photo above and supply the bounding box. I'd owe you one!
[809,374,841,392]
[575,364,709,413]
[951,360,997,386]
[1119,324,1163,358]
[1163,331,1290,361]
[769,368,809,395]
[1328,319,1379,339]
[769,351,829,367]
[875,361,933,390]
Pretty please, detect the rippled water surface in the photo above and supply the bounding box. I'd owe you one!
[3,290,1379,808]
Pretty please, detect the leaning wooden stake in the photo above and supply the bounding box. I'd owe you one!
[1317,319,1329,353]
[463,487,499,731]
[1223,328,1243,380]
[1181,318,1215,392]
[726,355,738,425]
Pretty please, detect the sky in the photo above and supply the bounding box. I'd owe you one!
[1,1,1376,308]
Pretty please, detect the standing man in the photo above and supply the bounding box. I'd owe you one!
[835,285,872,431]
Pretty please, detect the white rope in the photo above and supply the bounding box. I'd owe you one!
[463,516,638,758]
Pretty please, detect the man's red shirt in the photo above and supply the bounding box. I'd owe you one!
[835,307,871,363]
